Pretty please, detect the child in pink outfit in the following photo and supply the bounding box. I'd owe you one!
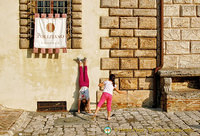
[93,74,125,120]
[79,64,89,88]
[77,58,91,113]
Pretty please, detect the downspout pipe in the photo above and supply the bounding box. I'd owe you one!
[153,0,164,107]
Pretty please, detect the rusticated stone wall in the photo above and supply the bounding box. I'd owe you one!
[163,0,200,68]
[159,69,200,112]
[19,0,82,49]
[99,0,158,108]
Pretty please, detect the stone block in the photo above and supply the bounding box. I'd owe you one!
[100,16,119,29]
[111,50,134,57]
[135,30,157,37]
[164,5,180,17]
[139,58,156,69]
[120,0,138,8]
[20,34,29,38]
[181,5,196,17]
[139,0,156,8]
[100,37,119,49]
[135,50,156,57]
[20,4,28,11]
[139,38,156,49]
[182,29,200,40]
[20,0,28,4]
[112,91,128,104]
[139,17,157,29]
[174,0,192,3]
[133,9,157,17]
[198,6,200,16]
[101,58,119,70]
[19,38,29,49]
[191,18,200,28]
[110,29,133,37]
[72,27,82,34]
[164,29,180,40]
[72,19,82,26]
[101,0,119,8]
[179,55,200,68]
[120,78,138,89]
[109,8,133,16]
[139,78,154,90]
[134,70,153,77]
[191,41,200,53]
[120,17,138,28]
[194,0,200,3]
[20,19,29,26]
[72,0,82,4]
[164,17,171,28]
[164,0,172,3]
[72,38,82,49]
[163,55,178,68]
[72,12,82,19]
[128,90,153,107]
[121,37,138,49]
[120,58,138,69]
[20,26,29,33]
[72,34,82,38]
[111,70,133,77]
[166,41,190,54]
[20,12,28,18]
[72,5,82,12]
[172,17,190,28]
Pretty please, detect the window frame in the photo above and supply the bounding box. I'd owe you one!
[29,0,72,48]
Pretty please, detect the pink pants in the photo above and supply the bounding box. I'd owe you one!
[79,66,89,88]
[97,92,112,111]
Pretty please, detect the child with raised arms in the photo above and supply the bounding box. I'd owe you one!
[93,74,125,120]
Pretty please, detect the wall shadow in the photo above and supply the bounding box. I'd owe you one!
[142,90,154,108]
[69,64,80,112]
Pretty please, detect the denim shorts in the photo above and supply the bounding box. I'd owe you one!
[79,86,89,100]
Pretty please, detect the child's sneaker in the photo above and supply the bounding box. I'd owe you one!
[77,57,82,62]
[83,57,87,61]
[83,57,87,65]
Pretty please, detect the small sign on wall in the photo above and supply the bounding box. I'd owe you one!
[34,18,67,49]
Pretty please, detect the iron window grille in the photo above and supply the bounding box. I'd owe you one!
[29,0,72,48]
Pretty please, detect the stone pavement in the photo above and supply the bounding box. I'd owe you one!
[0,108,196,136]
[0,105,26,136]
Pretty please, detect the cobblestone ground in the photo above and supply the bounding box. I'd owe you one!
[14,108,200,136]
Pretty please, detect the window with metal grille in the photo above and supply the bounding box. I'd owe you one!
[29,0,72,48]
[37,101,67,112]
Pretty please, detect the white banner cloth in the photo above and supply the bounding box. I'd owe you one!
[34,18,66,48]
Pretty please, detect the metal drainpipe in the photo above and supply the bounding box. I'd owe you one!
[153,0,164,108]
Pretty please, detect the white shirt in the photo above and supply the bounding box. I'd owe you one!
[103,81,116,95]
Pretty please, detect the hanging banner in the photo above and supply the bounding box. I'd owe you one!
[34,18,66,48]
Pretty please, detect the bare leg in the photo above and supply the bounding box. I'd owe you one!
[107,111,111,120]
[78,99,81,113]
[93,107,100,117]
[87,99,91,113]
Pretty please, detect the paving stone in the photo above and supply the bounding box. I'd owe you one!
[0,107,199,136]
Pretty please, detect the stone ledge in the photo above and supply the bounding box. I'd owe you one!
[167,90,200,99]
[158,68,200,77]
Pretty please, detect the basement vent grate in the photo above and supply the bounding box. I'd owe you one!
[37,101,67,112]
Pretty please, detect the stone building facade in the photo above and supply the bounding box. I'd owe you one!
[0,0,199,111]
[159,0,200,111]
[98,0,158,108]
